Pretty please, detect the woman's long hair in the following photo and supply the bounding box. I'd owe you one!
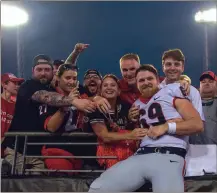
[100,74,121,104]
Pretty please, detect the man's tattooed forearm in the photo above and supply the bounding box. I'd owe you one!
[32,90,72,107]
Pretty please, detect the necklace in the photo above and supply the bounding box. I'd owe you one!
[101,104,120,132]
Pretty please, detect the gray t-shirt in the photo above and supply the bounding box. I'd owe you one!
[189,98,217,144]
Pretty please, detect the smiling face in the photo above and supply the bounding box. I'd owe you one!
[84,73,102,95]
[136,70,159,98]
[120,59,140,86]
[32,60,53,84]
[163,57,184,83]
[58,69,78,94]
[101,77,120,100]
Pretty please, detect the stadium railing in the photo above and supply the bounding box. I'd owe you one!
[4,132,117,175]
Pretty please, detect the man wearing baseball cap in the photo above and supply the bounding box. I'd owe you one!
[1,73,24,84]
[2,54,54,173]
[1,73,24,157]
[199,71,217,100]
[3,54,96,174]
[82,69,102,98]
[200,71,217,81]
[190,71,217,144]
[78,69,103,169]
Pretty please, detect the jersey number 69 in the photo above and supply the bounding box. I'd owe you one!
[139,103,166,128]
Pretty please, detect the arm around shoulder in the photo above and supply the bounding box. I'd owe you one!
[174,98,204,135]
[31,90,73,107]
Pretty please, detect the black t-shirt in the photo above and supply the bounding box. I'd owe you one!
[86,100,133,168]
[39,100,89,156]
[39,105,80,134]
[88,101,133,132]
[3,79,54,154]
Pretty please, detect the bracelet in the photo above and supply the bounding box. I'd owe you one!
[167,122,177,134]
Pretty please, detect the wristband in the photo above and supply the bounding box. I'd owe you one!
[167,122,176,134]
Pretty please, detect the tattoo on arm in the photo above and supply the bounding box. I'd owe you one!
[32,90,72,107]
[65,51,80,64]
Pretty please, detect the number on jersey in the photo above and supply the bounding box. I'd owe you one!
[64,108,79,131]
[39,104,47,115]
[139,103,166,128]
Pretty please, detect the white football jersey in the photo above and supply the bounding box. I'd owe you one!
[134,83,204,149]
[159,81,205,121]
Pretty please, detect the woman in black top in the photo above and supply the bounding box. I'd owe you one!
[89,74,145,169]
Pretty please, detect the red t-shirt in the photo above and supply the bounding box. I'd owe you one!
[1,97,15,137]
[1,97,15,157]
[119,79,141,105]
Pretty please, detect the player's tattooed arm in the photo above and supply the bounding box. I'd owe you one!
[31,90,72,107]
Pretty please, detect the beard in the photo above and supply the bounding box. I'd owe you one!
[33,74,52,85]
[86,80,99,94]
[140,85,159,98]
[39,78,50,84]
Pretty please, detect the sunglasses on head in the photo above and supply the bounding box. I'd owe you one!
[57,64,79,77]
[60,64,78,71]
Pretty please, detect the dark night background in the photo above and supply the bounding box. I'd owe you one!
[1,1,217,87]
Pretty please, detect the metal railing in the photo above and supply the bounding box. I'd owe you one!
[4,132,117,175]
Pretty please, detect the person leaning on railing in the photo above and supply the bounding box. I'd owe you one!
[1,73,24,158]
[190,71,217,144]
[88,74,146,169]
[2,55,96,175]
[88,65,204,193]
[39,64,96,174]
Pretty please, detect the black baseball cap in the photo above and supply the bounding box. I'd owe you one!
[53,59,65,66]
[84,69,102,79]
[33,54,53,68]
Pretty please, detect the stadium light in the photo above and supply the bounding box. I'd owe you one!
[194,8,216,71]
[1,3,29,78]
[195,8,216,23]
[1,4,29,27]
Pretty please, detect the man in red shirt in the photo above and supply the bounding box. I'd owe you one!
[1,73,24,156]
[118,53,141,104]
[94,53,141,113]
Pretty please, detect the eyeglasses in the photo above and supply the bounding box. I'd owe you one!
[84,75,101,80]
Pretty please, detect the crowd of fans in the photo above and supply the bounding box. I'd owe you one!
[1,43,217,181]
